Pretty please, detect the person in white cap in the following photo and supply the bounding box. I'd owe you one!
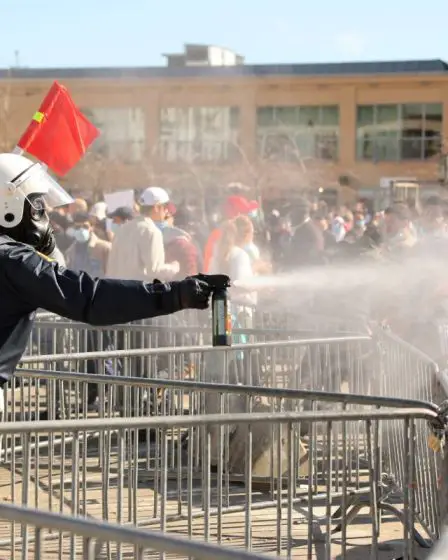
[107,186,179,281]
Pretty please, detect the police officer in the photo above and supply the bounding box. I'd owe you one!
[0,153,219,386]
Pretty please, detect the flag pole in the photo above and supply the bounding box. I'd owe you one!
[12,145,48,170]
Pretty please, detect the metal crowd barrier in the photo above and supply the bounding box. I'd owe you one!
[17,329,442,406]
[15,337,366,406]
[28,311,209,362]
[0,503,272,560]
[12,332,448,538]
[0,406,441,560]
[373,326,446,405]
[29,309,370,359]
[14,335,377,428]
[17,316,448,555]
[0,382,446,559]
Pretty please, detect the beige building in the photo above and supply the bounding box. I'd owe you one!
[1,52,448,206]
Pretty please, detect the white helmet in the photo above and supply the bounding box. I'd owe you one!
[0,153,73,229]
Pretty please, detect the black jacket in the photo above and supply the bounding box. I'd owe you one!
[0,235,184,382]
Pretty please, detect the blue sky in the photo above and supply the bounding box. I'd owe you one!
[1,0,446,68]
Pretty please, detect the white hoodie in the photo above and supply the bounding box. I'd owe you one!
[106,216,178,281]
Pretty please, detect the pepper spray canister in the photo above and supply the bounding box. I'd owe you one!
[211,276,232,347]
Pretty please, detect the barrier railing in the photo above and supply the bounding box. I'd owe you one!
[0,502,273,560]
[0,404,445,558]
[26,318,440,408]
[13,335,379,434]
[29,313,205,359]
[16,318,448,555]
[19,335,374,387]
[29,309,370,359]
[11,330,448,541]
[17,330,440,411]
[372,326,444,405]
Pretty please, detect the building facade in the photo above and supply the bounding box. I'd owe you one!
[1,58,448,204]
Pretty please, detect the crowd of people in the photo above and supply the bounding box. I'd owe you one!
[49,187,269,289]
[48,185,448,288]
[268,194,448,269]
[43,183,448,403]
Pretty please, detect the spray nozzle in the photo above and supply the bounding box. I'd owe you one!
[196,273,231,291]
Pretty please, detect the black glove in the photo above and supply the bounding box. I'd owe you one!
[177,275,213,310]
[154,276,213,311]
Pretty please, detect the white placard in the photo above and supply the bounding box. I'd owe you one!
[104,190,135,213]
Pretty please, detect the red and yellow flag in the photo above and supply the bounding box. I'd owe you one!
[17,81,100,176]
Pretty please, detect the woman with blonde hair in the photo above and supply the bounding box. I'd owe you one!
[234,215,271,274]
[210,219,256,307]
[234,215,259,260]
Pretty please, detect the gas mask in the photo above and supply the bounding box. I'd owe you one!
[4,193,56,255]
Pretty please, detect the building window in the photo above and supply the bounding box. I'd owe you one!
[356,103,442,161]
[159,106,240,163]
[256,105,339,161]
[82,107,145,162]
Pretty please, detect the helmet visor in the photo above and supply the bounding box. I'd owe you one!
[12,163,74,208]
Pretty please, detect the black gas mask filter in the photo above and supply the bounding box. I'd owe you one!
[1,193,56,255]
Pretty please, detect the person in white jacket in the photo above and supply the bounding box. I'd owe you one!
[106,187,179,281]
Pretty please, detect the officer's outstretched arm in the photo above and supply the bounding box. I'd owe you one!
[3,244,210,325]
